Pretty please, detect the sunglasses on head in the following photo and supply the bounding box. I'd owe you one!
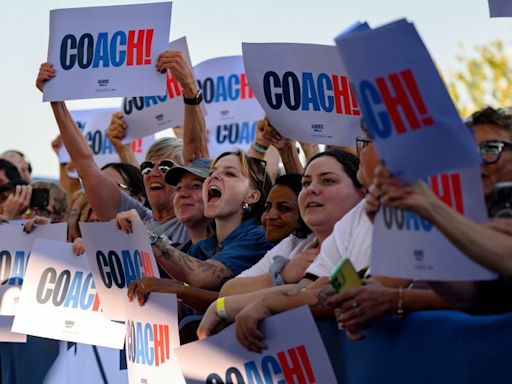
[140,159,174,176]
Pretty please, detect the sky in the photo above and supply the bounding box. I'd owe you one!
[0,0,510,178]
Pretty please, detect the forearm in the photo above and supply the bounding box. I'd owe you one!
[278,142,303,174]
[403,288,452,312]
[50,101,121,220]
[152,235,232,289]
[220,274,275,297]
[182,85,209,164]
[422,199,512,275]
[178,286,219,313]
[115,143,139,167]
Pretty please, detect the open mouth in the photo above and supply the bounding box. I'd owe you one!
[306,201,323,208]
[149,182,164,191]
[207,186,222,202]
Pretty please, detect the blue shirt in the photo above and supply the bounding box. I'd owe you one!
[188,218,274,276]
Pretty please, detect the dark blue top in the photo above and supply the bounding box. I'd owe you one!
[188,218,274,276]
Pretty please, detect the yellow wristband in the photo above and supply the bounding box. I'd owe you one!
[216,297,227,320]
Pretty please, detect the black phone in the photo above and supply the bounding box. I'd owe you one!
[30,188,50,209]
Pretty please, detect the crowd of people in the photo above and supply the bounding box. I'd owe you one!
[0,43,511,381]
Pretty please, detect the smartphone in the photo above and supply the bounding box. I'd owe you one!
[30,188,50,209]
[330,258,362,293]
[488,182,512,218]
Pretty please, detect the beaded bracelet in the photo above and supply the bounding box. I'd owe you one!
[251,143,268,154]
[397,286,404,318]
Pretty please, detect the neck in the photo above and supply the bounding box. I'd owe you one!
[313,223,335,245]
[187,220,211,244]
[215,213,244,243]
[152,205,175,222]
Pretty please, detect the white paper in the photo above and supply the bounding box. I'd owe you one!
[0,223,67,315]
[122,37,193,141]
[44,2,172,101]
[243,42,361,146]
[80,222,160,321]
[63,108,155,170]
[12,239,125,349]
[175,306,337,384]
[125,293,184,384]
[194,56,265,158]
[371,167,497,281]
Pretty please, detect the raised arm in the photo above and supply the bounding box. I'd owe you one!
[36,63,122,220]
[106,112,139,167]
[156,51,209,164]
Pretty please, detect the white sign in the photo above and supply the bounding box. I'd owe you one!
[80,222,160,321]
[12,239,125,349]
[489,0,512,17]
[62,108,155,169]
[175,306,338,383]
[0,223,67,315]
[372,167,497,281]
[0,316,26,343]
[44,2,172,101]
[194,56,264,158]
[243,42,361,146]
[122,37,193,141]
[125,293,184,384]
[335,19,480,182]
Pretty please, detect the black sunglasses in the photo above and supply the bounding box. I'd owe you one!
[479,140,512,165]
[140,159,174,176]
[356,136,372,155]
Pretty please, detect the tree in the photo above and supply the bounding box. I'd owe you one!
[445,40,512,118]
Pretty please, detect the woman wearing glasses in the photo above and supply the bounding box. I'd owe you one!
[36,52,209,244]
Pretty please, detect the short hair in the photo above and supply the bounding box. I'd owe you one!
[304,150,362,190]
[1,150,32,174]
[213,150,273,223]
[32,181,68,219]
[0,159,21,181]
[145,137,184,165]
[273,173,312,238]
[467,107,512,139]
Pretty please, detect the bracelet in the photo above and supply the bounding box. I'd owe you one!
[397,287,404,318]
[251,143,268,154]
[216,297,227,320]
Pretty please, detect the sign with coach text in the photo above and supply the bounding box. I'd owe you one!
[80,222,160,321]
[125,293,184,384]
[194,56,264,158]
[335,19,480,182]
[59,108,155,170]
[12,239,125,349]
[243,42,361,146]
[175,306,337,384]
[0,223,67,316]
[122,37,193,141]
[372,166,497,280]
[44,2,172,101]
[488,0,512,17]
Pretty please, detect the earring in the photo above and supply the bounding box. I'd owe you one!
[241,202,252,213]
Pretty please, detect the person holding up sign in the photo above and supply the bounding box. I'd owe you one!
[36,50,208,244]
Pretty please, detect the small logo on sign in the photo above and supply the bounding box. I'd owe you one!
[98,79,110,87]
[221,110,230,117]
[64,320,75,329]
[311,124,324,132]
[413,249,424,262]
[155,114,164,122]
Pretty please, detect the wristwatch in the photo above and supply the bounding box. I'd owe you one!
[183,89,203,105]
[148,233,164,246]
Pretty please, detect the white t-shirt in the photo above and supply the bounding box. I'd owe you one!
[305,200,372,277]
[237,233,317,277]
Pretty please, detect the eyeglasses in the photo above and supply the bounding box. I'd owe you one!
[140,160,174,176]
[356,137,372,155]
[479,140,512,164]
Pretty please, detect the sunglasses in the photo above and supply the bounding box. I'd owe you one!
[479,140,512,165]
[356,136,372,155]
[140,160,174,176]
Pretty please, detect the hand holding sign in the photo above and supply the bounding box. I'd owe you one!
[36,62,56,92]
[156,50,198,97]
[106,112,128,151]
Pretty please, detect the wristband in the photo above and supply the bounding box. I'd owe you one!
[251,143,268,154]
[397,287,404,318]
[216,297,227,320]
